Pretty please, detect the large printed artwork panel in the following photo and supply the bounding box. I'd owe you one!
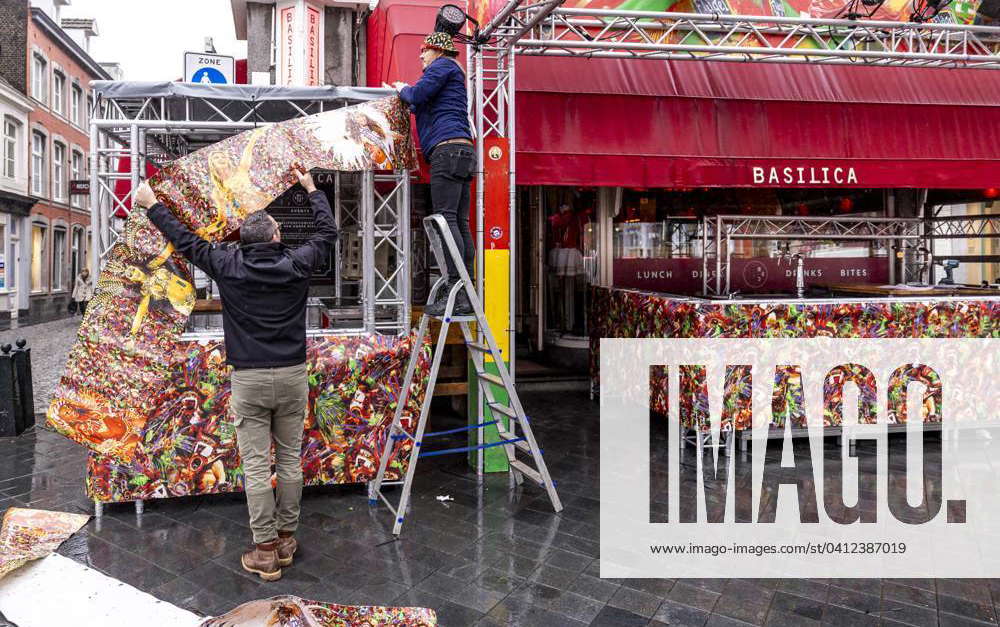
[48,96,417,462]
[86,333,431,503]
[592,287,999,430]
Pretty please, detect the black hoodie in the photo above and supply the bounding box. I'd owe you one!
[146,190,337,369]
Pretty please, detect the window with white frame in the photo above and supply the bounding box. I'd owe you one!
[31,131,46,197]
[52,226,66,290]
[53,142,66,202]
[71,84,82,126]
[3,118,17,180]
[31,54,47,104]
[71,150,83,208]
[30,222,48,292]
[53,71,65,115]
[86,94,93,129]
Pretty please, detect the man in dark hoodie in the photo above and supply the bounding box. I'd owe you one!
[134,167,335,582]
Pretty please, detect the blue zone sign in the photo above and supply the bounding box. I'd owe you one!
[184,52,234,84]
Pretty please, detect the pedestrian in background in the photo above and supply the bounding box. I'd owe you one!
[71,268,93,316]
[393,31,475,316]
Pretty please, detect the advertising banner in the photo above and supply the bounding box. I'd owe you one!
[613,257,889,294]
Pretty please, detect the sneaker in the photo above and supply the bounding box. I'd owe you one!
[276,533,297,567]
[241,541,282,581]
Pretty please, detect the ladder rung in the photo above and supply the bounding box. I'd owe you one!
[466,342,491,353]
[424,420,498,438]
[487,402,518,421]
[477,372,505,387]
[510,460,544,486]
[420,438,525,458]
[498,432,532,454]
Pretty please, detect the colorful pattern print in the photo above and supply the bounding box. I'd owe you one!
[86,333,431,503]
[199,595,436,627]
[0,508,90,579]
[593,287,999,430]
[47,96,417,462]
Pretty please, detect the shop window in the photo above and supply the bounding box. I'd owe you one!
[0,223,5,289]
[52,71,65,116]
[7,219,17,291]
[31,131,46,197]
[3,118,17,180]
[31,54,47,104]
[71,150,83,208]
[52,227,66,290]
[53,142,66,202]
[610,188,889,296]
[542,187,598,338]
[30,223,48,292]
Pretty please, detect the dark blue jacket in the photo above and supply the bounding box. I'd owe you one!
[399,57,472,157]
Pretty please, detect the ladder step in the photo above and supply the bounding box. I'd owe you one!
[510,460,544,486]
[487,402,519,421]
[498,432,532,454]
[477,372,505,387]
[466,342,491,353]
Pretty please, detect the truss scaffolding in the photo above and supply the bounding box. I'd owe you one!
[88,82,411,336]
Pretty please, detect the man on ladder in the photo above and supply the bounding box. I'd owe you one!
[373,26,562,537]
[392,30,475,316]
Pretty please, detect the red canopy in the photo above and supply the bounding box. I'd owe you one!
[368,0,1000,189]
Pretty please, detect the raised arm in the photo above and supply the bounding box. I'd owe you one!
[136,182,226,278]
[288,168,338,275]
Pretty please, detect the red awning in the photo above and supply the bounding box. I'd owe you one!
[368,0,1000,189]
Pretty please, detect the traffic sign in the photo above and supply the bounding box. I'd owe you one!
[184,52,235,84]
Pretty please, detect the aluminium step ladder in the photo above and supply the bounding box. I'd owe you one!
[368,214,562,535]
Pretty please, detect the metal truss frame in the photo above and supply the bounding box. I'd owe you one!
[925,213,1000,238]
[88,87,410,336]
[509,7,1000,68]
[468,0,1000,349]
[700,214,925,296]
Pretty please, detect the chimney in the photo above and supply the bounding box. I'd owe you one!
[60,17,99,54]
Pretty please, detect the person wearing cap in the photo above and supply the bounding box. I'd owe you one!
[393,31,475,316]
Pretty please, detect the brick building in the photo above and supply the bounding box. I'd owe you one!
[0,0,110,323]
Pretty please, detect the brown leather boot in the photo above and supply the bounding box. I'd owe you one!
[241,541,281,581]
[276,530,297,567]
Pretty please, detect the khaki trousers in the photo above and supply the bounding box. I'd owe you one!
[231,363,308,544]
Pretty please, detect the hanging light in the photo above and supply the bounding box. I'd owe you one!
[433,4,482,44]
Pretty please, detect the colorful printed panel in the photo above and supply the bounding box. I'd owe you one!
[200,595,437,626]
[86,333,431,504]
[47,96,417,462]
[0,508,90,579]
[591,286,999,430]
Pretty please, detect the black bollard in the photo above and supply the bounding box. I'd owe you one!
[11,339,34,434]
[0,344,16,437]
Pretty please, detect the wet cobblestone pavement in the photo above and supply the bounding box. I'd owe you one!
[0,315,81,415]
[1,391,999,626]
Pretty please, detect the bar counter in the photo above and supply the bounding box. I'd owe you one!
[589,286,998,429]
